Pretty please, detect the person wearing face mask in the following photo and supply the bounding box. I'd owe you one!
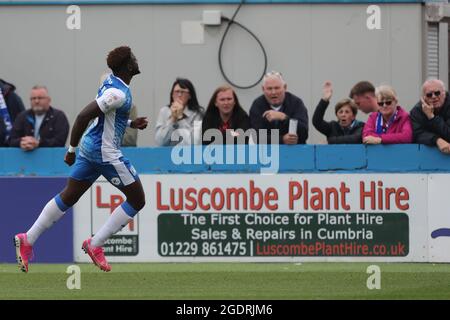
[9,85,69,150]
[155,78,204,146]
[201,85,252,145]
[362,85,412,145]
[313,81,364,144]
[410,79,450,154]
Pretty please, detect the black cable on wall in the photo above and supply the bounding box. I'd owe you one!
[218,1,268,89]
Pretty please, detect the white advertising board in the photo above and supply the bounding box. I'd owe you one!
[74,174,429,262]
[428,174,450,262]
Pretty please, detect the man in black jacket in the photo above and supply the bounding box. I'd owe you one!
[0,78,25,146]
[410,79,450,154]
[9,85,69,150]
[249,71,308,144]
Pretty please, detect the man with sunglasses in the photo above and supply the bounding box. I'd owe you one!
[410,79,450,154]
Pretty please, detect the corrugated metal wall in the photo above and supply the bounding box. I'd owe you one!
[426,23,439,79]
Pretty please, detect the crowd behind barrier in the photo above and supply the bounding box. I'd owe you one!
[1,74,449,154]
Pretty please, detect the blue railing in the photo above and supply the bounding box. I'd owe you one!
[0,144,449,176]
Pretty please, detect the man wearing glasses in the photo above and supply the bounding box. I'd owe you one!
[410,79,450,154]
[9,85,69,151]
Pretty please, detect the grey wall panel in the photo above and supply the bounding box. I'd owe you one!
[391,4,423,109]
[0,7,76,130]
[0,4,423,145]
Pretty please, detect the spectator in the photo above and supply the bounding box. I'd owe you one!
[9,85,69,150]
[249,71,308,144]
[349,81,378,114]
[0,78,25,146]
[410,79,450,154]
[313,81,364,144]
[362,85,412,144]
[155,78,204,146]
[202,85,252,145]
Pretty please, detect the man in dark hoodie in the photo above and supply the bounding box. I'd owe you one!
[0,78,25,146]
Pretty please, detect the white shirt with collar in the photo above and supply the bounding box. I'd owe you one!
[270,105,283,111]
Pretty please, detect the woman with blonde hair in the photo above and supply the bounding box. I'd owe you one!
[362,85,413,144]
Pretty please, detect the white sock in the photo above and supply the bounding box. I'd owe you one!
[26,197,66,245]
[91,205,132,247]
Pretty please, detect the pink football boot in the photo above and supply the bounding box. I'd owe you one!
[14,233,34,273]
[82,238,111,272]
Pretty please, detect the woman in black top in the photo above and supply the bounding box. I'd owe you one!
[202,85,252,145]
[313,81,364,144]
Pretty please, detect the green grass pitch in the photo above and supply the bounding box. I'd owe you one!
[1,263,450,299]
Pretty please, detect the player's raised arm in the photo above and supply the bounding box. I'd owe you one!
[64,101,102,166]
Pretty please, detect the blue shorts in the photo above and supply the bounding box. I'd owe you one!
[70,156,139,187]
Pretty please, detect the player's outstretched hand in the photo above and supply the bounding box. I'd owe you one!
[64,152,76,166]
[131,117,149,130]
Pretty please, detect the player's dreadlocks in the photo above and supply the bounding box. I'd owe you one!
[107,46,132,74]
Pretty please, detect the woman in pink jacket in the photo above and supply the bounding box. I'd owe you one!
[362,85,413,144]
